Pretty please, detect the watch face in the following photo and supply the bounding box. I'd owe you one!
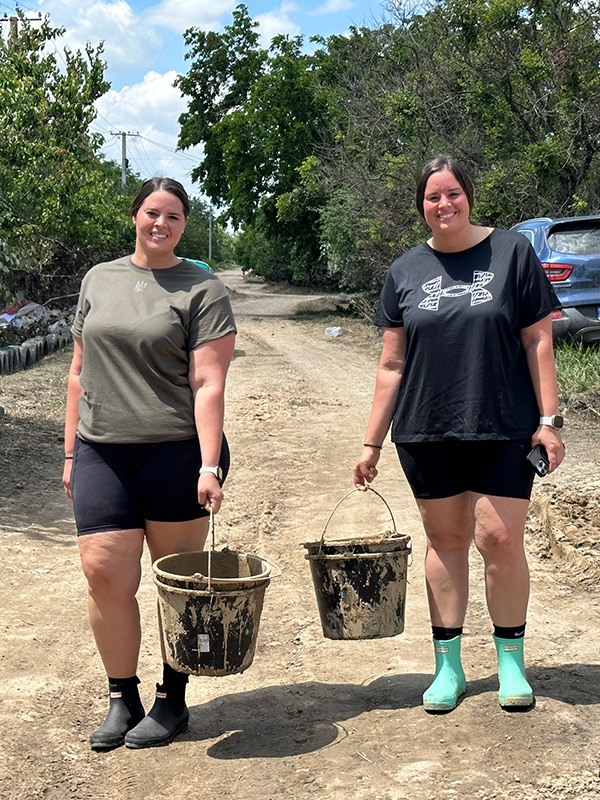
[553,415,564,428]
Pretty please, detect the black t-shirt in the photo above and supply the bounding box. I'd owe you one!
[374,229,560,442]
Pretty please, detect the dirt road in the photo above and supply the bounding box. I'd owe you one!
[1,269,599,800]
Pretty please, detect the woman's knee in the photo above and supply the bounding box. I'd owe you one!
[474,525,525,562]
[79,530,144,599]
[425,527,472,553]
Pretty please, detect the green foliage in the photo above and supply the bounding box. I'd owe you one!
[177,4,330,285]
[555,340,600,408]
[177,199,234,264]
[176,1,600,297]
[0,14,134,301]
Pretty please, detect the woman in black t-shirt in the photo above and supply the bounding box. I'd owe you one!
[353,156,564,712]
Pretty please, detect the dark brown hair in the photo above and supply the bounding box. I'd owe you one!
[415,156,474,219]
[131,177,190,219]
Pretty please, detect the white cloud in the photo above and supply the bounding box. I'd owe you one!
[38,0,237,69]
[255,2,300,47]
[39,0,159,68]
[94,71,205,196]
[310,0,354,15]
[143,0,235,35]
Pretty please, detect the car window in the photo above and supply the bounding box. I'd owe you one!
[547,226,600,255]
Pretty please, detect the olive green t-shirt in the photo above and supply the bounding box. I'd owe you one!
[72,256,236,443]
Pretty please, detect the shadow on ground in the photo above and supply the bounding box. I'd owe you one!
[179,664,600,759]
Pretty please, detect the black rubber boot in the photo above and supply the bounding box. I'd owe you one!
[89,676,145,751]
[124,665,189,749]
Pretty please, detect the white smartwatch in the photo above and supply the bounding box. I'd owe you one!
[199,465,224,483]
[539,415,564,429]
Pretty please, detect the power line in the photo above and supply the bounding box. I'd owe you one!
[138,134,201,165]
[96,109,118,130]
[0,1,39,13]
[132,137,161,176]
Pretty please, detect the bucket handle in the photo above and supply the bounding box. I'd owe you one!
[320,486,398,548]
[206,509,282,590]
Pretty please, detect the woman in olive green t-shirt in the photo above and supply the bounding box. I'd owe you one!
[63,177,236,751]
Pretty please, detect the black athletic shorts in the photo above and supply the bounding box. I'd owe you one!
[71,435,230,536]
[395,438,536,500]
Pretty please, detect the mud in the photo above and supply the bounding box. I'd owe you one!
[0,267,599,800]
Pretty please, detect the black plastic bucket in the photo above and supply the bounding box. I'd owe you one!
[304,488,411,640]
[154,549,270,591]
[153,548,271,677]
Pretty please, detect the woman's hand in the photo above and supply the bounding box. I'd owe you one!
[531,425,565,473]
[62,459,73,499]
[353,446,381,490]
[197,473,224,513]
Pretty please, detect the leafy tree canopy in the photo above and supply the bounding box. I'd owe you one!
[176,0,600,296]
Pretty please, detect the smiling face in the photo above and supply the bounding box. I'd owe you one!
[422,169,471,237]
[132,190,188,267]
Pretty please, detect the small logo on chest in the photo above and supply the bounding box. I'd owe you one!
[419,270,494,311]
[133,280,148,293]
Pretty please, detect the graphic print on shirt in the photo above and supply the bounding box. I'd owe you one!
[418,270,494,311]
[133,280,148,293]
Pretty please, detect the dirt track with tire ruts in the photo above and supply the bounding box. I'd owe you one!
[1,267,599,800]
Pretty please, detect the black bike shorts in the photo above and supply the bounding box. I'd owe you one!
[71,435,230,536]
[395,438,535,500]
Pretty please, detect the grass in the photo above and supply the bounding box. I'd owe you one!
[555,341,600,412]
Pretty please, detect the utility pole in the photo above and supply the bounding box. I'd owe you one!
[1,12,43,39]
[208,208,212,261]
[0,14,20,39]
[110,131,139,189]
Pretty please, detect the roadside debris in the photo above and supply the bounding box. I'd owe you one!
[325,326,342,338]
[0,297,75,375]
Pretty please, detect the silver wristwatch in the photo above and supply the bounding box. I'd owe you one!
[199,465,224,483]
[539,415,564,429]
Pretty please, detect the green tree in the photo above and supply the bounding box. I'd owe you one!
[177,199,234,265]
[0,13,134,300]
[310,0,600,296]
[176,4,330,285]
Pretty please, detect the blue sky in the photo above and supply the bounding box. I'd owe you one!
[7,0,388,196]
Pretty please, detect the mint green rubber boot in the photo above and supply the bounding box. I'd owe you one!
[493,635,533,708]
[423,636,466,712]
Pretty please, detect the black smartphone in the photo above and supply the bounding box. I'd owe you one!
[526,444,549,477]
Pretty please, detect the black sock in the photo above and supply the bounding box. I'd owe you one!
[162,662,189,688]
[106,676,142,714]
[494,623,526,639]
[160,663,188,714]
[107,675,140,688]
[432,626,463,641]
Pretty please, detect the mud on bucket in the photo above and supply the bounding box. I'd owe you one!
[303,487,411,641]
[153,544,271,677]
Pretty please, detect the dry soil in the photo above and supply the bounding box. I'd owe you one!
[0,268,599,800]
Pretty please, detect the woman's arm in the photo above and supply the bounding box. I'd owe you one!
[188,332,236,513]
[521,314,565,473]
[63,338,84,498]
[353,326,406,488]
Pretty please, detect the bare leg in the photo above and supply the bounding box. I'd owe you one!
[417,493,474,628]
[123,517,211,750]
[146,517,211,661]
[78,529,145,678]
[145,516,210,562]
[417,494,473,711]
[472,494,530,626]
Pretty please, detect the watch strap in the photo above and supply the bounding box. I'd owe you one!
[199,465,223,481]
[539,415,563,429]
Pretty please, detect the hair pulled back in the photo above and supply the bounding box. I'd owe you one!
[415,156,474,219]
[131,177,190,219]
